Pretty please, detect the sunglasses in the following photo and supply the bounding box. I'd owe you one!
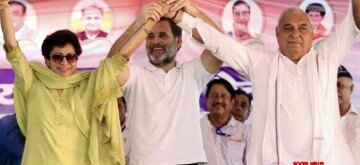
[50,54,78,63]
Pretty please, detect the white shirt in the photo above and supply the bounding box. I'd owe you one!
[341,106,360,164]
[122,58,212,165]
[201,116,250,165]
[178,4,359,164]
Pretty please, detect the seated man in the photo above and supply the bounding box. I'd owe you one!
[201,79,250,165]
[337,65,360,164]
[0,114,25,165]
[231,89,251,123]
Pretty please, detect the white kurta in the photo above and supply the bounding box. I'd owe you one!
[177,2,359,164]
[341,106,360,164]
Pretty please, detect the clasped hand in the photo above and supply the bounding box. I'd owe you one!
[138,0,191,24]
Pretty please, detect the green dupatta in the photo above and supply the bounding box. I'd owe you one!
[13,53,126,165]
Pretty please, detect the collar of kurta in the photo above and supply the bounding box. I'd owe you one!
[349,105,360,116]
[145,60,181,72]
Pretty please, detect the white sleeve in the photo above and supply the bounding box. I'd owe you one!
[121,64,139,96]
[177,13,265,79]
[316,1,360,65]
[185,57,214,91]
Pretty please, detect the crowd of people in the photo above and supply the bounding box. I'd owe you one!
[0,0,359,164]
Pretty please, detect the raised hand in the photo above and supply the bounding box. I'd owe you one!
[166,0,191,13]
[0,0,17,50]
[138,2,164,24]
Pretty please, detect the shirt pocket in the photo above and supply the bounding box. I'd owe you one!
[226,138,246,161]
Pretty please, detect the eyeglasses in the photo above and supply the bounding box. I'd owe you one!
[50,54,78,63]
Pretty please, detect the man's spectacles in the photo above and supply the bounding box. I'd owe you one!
[50,54,78,63]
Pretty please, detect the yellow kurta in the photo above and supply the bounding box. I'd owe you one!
[6,47,126,165]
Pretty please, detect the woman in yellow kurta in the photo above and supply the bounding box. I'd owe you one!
[0,0,159,164]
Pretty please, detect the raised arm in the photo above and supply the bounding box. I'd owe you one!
[354,0,360,29]
[167,0,222,42]
[107,2,163,60]
[165,0,222,74]
[0,0,17,51]
[164,2,262,79]
[113,2,170,86]
[116,21,157,60]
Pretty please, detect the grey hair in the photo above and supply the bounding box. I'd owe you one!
[277,7,312,29]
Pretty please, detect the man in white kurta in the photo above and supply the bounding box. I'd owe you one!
[174,0,360,164]
[337,65,360,164]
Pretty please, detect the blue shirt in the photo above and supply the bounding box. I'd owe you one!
[0,114,25,165]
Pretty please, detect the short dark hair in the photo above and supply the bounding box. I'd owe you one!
[159,17,182,38]
[205,79,235,99]
[306,3,326,17]
[9,1,26,15]
[232,0,250,12]
[157,17,182,51]
[235,88,252,108]
[41,29,82,59]
[338,65,353,80]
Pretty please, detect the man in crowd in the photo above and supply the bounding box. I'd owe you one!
[173,0,360,163]
[0,114,25,165]
[201,79,250,165]
[337,65,360,164]
[231,89,251,123]
[107,0,223,164]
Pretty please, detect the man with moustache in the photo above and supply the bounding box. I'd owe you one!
[201,79,250,165]
[107,0,222,164]
[231,89,252,123]
[173,0,360,163]
[337,65,360,164]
